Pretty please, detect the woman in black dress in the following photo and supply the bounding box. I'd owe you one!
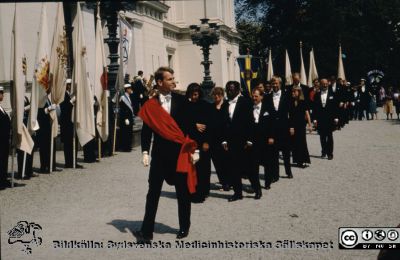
[185,83,211,203]
[289,86,312,168]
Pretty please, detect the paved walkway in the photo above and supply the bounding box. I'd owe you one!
[1,117,399,259]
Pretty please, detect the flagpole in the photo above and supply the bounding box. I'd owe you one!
[22,55,28,179]
[49,121,54,173]
[98,136,101,161]
[112,92,118,155]
[11,148,16,188]
[73,102,76,168]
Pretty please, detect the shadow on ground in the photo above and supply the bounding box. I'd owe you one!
[107,219,178,239]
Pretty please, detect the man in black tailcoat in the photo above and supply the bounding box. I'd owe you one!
[313,78,339,160]
[119,83,134,152]
[60,79,82,168]
[137,67,193,241]
[264,76,294,181]
[0,86,12,188]
[221,80,258,202]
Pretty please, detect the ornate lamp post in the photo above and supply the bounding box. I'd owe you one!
[190,18,220,101]
[99,1,136,99]
[83,1,135,156]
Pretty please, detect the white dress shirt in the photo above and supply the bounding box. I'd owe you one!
[228,95,239,119]
[253,103,261,123]
[272,90,281,111]
[159,93,172,114]
[361,85,365,92]
[0,105,7,115]
[321,90,328,107]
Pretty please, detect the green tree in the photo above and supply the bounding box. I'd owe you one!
[235,0,400,84]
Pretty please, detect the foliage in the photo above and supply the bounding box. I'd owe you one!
[235,0,400,84]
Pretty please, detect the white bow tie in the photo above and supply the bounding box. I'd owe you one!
[229,99,238,105]
[160,94,171,103]
[254,105,260,110]
[273,92,280,97]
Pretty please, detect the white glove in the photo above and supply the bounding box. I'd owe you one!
[142,151,149,167]
[70,96,76,104]
[24,105,31,111]
[191,150,200,164]
[49,104,57,111]
[125,119,129,125]
[334,118,339,124]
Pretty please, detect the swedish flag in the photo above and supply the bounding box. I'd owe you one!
[237,54,261,97]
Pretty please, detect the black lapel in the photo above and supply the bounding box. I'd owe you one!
[170,92,178,117]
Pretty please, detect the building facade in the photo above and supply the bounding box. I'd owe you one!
[0,1,240,110]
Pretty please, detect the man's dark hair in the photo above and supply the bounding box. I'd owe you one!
[186,82,203,99]
[225,80,240,91]
[154,67,174,82]
[138,70,144,76]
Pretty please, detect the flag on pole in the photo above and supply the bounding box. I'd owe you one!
[95,5,109,142]
[307,48,318,87]
[266,48,274,81]
[299,42,307,86]
[29,3,50,133]
[49,2,67,137]
[72,3,95,146]
[285,49,292,86]
[237,52,260,97]
[116,14,132,91]
[338,44,346,80]
[10,4,34,154]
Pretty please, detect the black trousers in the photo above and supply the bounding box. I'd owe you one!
[194,150,211,199]
[248,147,263,191]
[63,135,73,167]
[0,142,9,182]
[227,146,260,196]
[83,138,97,163]
[268,139,292,180]
[319,131,334,156]
[39,136,56,171]
[119,124,133,152]
[141,162,191,236]
[209,144,228,186]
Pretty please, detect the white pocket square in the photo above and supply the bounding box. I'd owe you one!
[263,112,269,116]
[329,96,334,99]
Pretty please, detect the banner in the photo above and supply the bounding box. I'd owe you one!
[73,3,95,146]
[237,54,260,97]
[29,3,50,133]
[10,4,34,154]
[95,5,109,142]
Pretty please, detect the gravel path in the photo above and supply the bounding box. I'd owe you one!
[1,117,399,260]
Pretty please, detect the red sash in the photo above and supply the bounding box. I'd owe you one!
[138,97,197,194]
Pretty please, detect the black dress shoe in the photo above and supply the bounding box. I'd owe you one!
[221,184,231,191]
[327,155,333,160]
[321,153,327,158]
[228,194,243,202]
[264,185,271,190]
[272,177,279,183]
[0,180,12,188]
[287,173,293,179]
[135,231,153,242]
[254,190,262,200]
[31,173,39,178]
[176,230,189,239]
[75,164,84,169]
